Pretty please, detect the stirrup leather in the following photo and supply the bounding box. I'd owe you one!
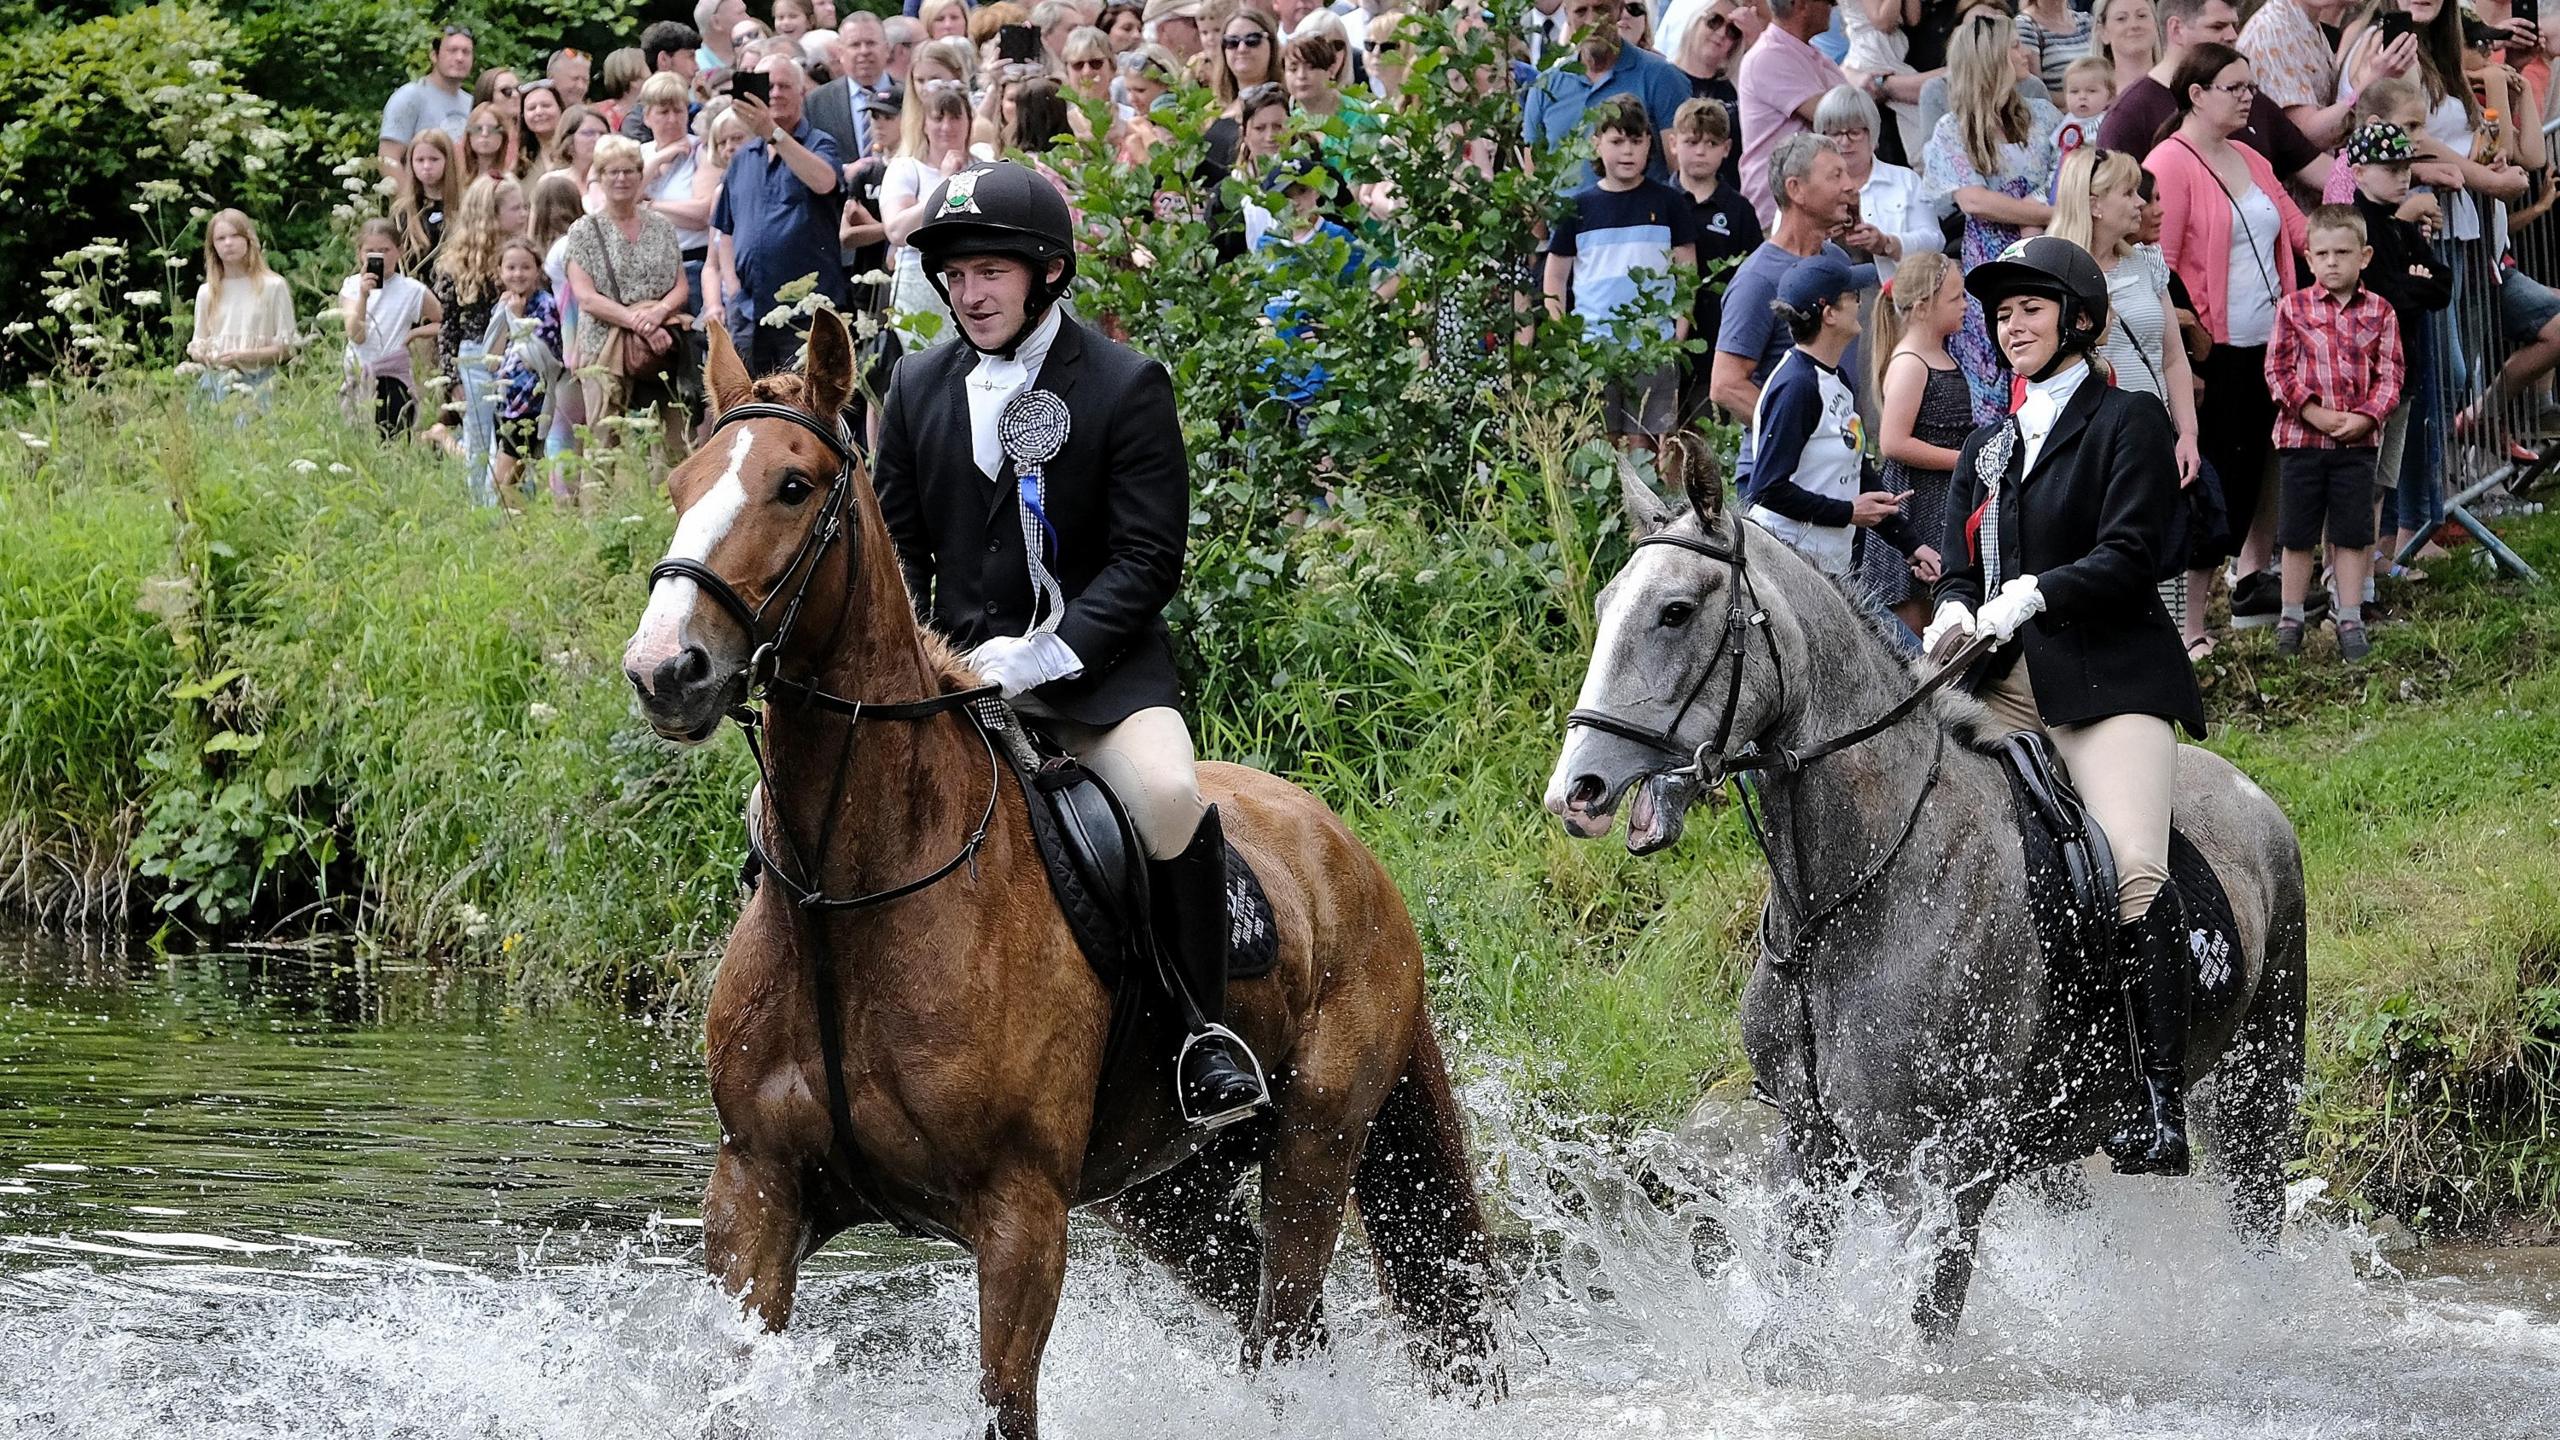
[1175,1023,1270,1131]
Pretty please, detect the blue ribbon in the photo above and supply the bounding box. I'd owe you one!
[1017,467,1059,559]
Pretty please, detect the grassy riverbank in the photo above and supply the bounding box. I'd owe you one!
[4,372,2557,1230]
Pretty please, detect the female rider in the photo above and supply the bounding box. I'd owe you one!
[1924,235,2209,1176]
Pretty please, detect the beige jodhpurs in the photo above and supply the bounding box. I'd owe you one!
[1980,655,2176,923]
[1037,706,1208,861]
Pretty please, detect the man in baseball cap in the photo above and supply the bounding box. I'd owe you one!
[1141,0,1204,56]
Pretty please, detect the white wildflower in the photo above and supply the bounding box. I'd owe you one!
[327,462,352,475]
[187,59,220,77]
[123,290,164,308]
[79,241,124,260]
[45,290,80,314]
[139,179,183,203]
[129,201,150,214]
[15,432,48,450]
[456,902,492,939]
[341,176,367,193]
[1,321,30,337]
[528,702,560,724]
[289,459,318,474]
[173,361,203,377]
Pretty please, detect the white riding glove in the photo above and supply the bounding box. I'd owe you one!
[1921,600,1977,655]
[1976,575,2047,643]
[965,632,1085,699]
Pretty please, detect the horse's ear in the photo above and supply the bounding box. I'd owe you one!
[1618,453,1678,536]
[1663,431,1725,529]
[703,315,755,419]
[801,306,856,424]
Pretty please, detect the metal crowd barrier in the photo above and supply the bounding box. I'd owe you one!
[2420,111,2560,583]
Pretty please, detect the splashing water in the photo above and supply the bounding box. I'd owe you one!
[4,936,2556,1438]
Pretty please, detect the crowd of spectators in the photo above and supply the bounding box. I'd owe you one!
[179,0,2559,663]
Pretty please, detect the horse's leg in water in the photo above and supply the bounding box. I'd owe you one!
[2204,925,2309,1247]
[1248,1111,1364,1364]
[1913,1172,2004,1349]
[973,1172,1073,1440]
[1098,1130,1265,1331]
[703,1144,812,1329]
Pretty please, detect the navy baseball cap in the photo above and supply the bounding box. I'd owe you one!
[1777,254,1862,313]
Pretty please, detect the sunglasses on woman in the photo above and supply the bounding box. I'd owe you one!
[1222,31,1269,49]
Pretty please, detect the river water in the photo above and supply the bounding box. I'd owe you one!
[4,927,2557,1439]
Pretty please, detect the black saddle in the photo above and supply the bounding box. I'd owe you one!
[1995,732,2245,1001]
[972,699,1278,992]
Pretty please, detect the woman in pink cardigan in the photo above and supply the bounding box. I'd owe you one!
[2144,42,2310,631]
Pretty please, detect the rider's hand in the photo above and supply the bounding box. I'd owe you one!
[966,633,1085,699]
[1921,599,1976,654]
[1976,575,2047,643]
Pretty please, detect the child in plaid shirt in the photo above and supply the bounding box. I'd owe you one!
[2264,204,2404,663]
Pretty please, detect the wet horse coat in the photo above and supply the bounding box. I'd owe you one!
[621,314,1495,1438]
[1546,444,2308,1341]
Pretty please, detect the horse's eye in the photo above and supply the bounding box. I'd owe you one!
[776,476,815,506]
[1658,600,1697,629]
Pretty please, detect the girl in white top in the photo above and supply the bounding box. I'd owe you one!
[188,209,299,400]
[881,84,975,349]
[337,217,443,437]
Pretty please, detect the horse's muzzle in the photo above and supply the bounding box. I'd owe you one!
[624,646,739,744]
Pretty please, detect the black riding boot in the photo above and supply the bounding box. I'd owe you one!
[2106,881,2193,1176]
[1150,805,1270,1130]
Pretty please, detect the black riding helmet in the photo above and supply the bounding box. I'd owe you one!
[910,161,1077,356]
[1964,235,2111,382]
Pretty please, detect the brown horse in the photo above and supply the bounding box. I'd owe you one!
[619,311,1497,1438]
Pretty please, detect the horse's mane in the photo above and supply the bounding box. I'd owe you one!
[1712,514,2005,757]
[739,372,983,695]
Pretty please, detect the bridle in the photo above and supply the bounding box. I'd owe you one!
[644,400,1003,916]
[642,397,1010,1222]
[1565,511,1993,1164]
[1563,514,1994,950]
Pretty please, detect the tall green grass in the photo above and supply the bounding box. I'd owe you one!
[3,370,2557,1226]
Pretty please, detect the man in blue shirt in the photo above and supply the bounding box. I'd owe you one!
[713,56,848,375]
[1520,0,1695,184]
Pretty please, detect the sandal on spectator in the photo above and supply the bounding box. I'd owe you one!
[2336,623,2371,664]
[2274,619,2304,658]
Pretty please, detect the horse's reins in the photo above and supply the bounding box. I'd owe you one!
[646,399,1004,1219]
[1565,517,1997,1163]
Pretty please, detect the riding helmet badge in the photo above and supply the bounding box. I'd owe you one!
[938,166,991,216]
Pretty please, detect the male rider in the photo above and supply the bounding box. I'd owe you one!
[870,161,1269,1131]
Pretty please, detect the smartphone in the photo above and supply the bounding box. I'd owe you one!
[731,69,771,106]
[364,255,386,281]
[2517,0,2539,35]
[2380,9,2416,45]
[998,23,1041,64]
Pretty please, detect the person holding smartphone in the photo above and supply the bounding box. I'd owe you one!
[711,55,848,375]
[339,218,444,439]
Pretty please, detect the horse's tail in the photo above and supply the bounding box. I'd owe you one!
[1353,1012,1504,1389]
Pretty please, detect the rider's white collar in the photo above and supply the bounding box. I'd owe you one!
[2016,358,2091,473]
[967,306,1065,481]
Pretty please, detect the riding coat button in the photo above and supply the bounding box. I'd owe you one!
[988,539,1001,554]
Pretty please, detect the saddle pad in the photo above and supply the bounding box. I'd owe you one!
[1003,740,1279,986]
[2168,828,2245,1003]
[1998,746,2248,1004]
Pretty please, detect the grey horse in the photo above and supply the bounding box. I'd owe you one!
[1543,442,2308,1344]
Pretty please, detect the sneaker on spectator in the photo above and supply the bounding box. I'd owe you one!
[2230,568,2280,629]
[2337,624,2371,663]
[2274,618,2304,656]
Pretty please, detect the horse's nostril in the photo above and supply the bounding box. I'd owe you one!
[1568,775,1605,809]
[674,646,710,685]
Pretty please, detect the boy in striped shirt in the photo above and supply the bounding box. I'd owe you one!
[2264,204,2404,663]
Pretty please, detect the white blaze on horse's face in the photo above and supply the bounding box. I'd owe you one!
[623,425,760,722]
[1545,539,1716,848]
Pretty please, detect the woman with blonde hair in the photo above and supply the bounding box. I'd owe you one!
[899,38,979,156]
[2050,143,2208,651]
[1920,11,2064,420]
[920,0,972,42]
[697,104,757,360]
[881,85,974,345]
[390,127,459,264]
[187,208,299,403]
[2096,0,2159,98]
[432,175,526,501]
